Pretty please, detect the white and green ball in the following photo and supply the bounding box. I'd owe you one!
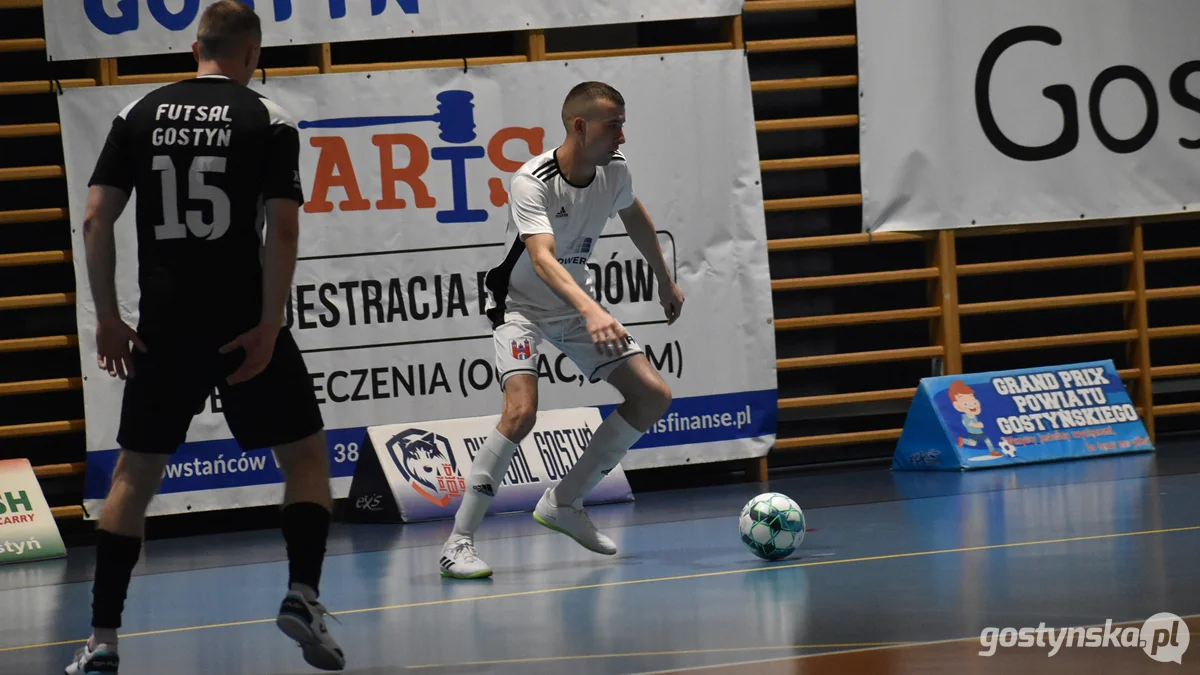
[738,492,805,561]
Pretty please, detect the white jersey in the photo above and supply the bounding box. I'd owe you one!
[483,148,634,326]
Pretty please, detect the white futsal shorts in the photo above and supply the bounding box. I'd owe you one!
[493,312,644,389]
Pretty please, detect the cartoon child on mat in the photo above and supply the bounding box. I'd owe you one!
[948,380,1007,457]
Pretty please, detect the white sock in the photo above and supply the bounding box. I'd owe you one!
[91,629,118,650]
[552,411,643,506]
[290,582,318,603]
[452,428,518,537]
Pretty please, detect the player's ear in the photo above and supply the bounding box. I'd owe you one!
[191,40,201,64]
[244,42,259,71]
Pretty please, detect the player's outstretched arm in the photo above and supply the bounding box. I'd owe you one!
[619,199,684,325]
[219,197,298,384]
[83,185,146,379]
[526,234,627,356]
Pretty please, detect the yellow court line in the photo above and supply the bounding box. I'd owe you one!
[335,524,1200,616]
[0,617,277,654]
[3,523,1198,655]
[403,642,909,670]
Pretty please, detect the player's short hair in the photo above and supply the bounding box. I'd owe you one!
[197,0,262,61]
[561,81,625,128]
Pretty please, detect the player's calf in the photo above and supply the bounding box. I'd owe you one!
[99,450,169,536]
[496,374,538,443]
[536,409,637,556]
[440,428,517,580]
[552,357,665,508]
[441,376,535,578]
[275,432,334,601]
[272,431,342,667]
[454,374,535,538]
[274,430,333,509]
[69,450,166,675]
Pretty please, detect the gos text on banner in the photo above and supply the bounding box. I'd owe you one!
[857,0,1200,233]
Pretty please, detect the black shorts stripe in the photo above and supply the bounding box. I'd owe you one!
[483,237,527,329]
[588,351,640,383]
[500,368,539,389]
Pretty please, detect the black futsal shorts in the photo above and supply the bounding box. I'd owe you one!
[115,326,323,454]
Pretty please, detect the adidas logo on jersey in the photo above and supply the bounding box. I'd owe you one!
[555,207,569,219]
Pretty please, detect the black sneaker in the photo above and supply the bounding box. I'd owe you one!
[276,591,346,671]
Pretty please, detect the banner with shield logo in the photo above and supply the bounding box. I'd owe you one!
[347,407,633,523]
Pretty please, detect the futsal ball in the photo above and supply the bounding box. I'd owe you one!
[739,492,805,561]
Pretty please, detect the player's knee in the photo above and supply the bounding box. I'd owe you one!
[112,451,167,498]
[275,432,331,478]
[643,377,672,419]
[504,404,538,442]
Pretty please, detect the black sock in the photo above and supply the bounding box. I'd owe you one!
[281,502,331,597]
[91,530,143,630]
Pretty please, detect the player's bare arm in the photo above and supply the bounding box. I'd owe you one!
[524,232,628,356]
[619,198,684,325]
[83,184,147,380]
[220,197,300,384]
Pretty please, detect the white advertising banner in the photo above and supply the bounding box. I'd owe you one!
[0,460,68,565]
[44,0,745,61]
[857,0,1200,232]
[347,407,633,523]
[57,51,777,518]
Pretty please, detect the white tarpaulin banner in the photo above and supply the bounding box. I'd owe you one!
[346,408,633,523]
[857,0,1200,233]
[57,51,777,518]
[44,0,745,61]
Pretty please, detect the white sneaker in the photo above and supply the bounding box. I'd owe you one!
[64,641,118,674]
[439,535,493,579]
[533,488,617,555]
[275,591,346,671]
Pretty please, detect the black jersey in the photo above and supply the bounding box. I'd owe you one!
[89,74,304,339]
